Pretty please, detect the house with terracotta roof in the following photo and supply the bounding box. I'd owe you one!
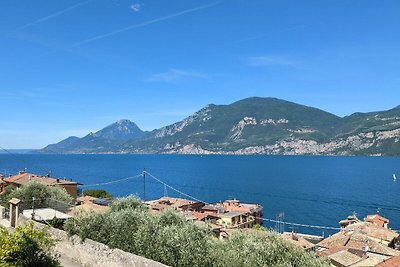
[365,214,390,228]
[2,170,81,198]
[280,232,315,251]
[68,196,109,215]
[217,210,255,229]
[345,222,399,247]
[146,197,205,213]
[315,221,400,266]
[221,199,263,224]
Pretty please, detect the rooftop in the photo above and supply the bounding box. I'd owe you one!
[377,256,400,266]
[317,230,400,257]
[220,211,248,218]
[4,172,81,186]
[280,232,315,250]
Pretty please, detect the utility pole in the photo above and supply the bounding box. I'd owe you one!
[142,169,146,201]
[31,197,36,220]
[164,184,168,197]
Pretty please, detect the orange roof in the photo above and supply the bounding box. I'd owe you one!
[317,230,400,257]
[188,211,219,221]
[147,197,202,210]
[346,222,398,242]
[377,256,400,267]
[4,172,80,186]
[77,195,97,203]
[365,214,389,227]
[222,199,262,214]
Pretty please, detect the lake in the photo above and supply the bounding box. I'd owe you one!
[1,154,399,236]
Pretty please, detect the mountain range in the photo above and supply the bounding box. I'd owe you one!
[40,97,400,155]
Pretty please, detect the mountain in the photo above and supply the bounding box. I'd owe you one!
[41,120,145,153]
[41,98,400,155]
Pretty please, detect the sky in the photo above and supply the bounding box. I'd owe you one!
[0,0,399,148]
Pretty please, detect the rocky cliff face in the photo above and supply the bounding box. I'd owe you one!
[41,97,400,155]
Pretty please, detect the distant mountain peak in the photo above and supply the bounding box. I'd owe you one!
[116,119,131,124]
[40,97,400,155]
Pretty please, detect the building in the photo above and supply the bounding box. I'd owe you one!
[68,196,109,215]
[317,246,391,267]
[365,214,390,228]
[221,199,263,224]
[315,222,400,265]
[345,222,399,247]
[2,171,81,198]
[339,214,361,228]
[218,211,255,229]
[146,197,205,213]
[201,204,225,215]
[280,232,315,250]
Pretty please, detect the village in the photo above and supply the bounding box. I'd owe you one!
[1,170,400,267]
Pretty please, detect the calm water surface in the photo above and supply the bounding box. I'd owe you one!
[1,154,399,235]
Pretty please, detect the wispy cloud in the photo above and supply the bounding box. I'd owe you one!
[244,56,297,66]
[74,1,221,46]
[146,69,210,82]
[18,0,93,30]
[130,3,142,12]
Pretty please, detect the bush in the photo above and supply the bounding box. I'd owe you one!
[109,195,147,212]
[211,230,328,267]
[64,197,328,267]
[83,189,112,198]
[0,222,60,267]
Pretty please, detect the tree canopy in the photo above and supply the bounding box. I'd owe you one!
[0,181,73,212]
[83,189,112,199]
[65,196,328,267]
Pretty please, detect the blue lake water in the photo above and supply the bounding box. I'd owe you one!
[1,154,399,236]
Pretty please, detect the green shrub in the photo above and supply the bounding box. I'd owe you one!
[0,222,60,267]
[64,197,328,267]
[109,195,147,212]
[0,181,73,212]
[83,189,112,198]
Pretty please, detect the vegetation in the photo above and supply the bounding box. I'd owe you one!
[41,97,400,155]
[0,181,73,212]
[65,196,328,267]
[83,189,112,199]
[0,222,60,267]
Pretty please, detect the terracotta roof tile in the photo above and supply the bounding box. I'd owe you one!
[4,172,80,186]
[377,256,400,267]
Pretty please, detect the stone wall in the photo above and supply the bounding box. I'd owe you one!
[19,215,167,267]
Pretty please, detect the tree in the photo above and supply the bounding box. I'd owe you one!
[83,189,112,199]
[0,181,73,213]
[0,222,60,267]
[64,196,328,267]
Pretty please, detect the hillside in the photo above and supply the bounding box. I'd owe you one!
[40,97,400,155]
[41,119,145,153]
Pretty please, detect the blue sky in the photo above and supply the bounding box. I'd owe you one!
[0,0,399,148]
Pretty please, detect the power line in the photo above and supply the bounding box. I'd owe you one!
[144,171,207,203]
[259,217,340,231]
[144,171,343,231]
[79,173,143,187]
